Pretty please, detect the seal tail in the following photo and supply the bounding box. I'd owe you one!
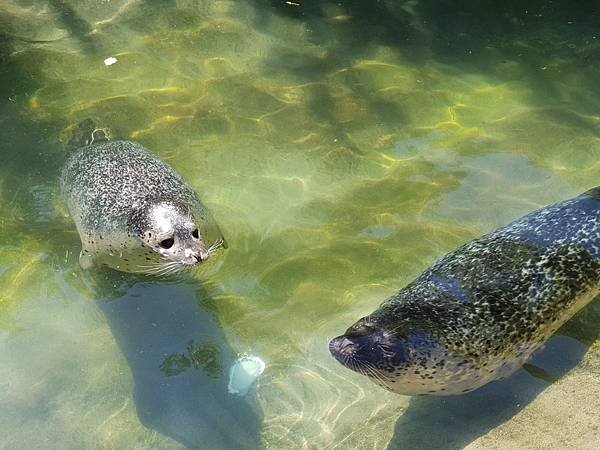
[65,119,111,151]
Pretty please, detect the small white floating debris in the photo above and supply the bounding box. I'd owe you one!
[228,355,265,396]
[104,56,118,66]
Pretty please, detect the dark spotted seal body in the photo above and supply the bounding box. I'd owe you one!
[330,187,599,395]
[61,140,226,275]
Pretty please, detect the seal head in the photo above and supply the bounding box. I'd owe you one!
[129,199,215,267]
[329,315,481,396]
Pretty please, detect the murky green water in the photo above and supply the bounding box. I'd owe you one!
[1,1,599,449]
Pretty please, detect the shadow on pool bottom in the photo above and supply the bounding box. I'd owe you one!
[91,268,596,450]
[387,332,591,450]
[95,275,263,450]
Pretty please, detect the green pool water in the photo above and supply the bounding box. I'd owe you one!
[0,1,599,449]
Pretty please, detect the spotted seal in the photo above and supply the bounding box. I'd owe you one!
[61,133,226,275]
[329,187,599,395]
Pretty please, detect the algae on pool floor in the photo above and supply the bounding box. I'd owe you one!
[0,1,598,449]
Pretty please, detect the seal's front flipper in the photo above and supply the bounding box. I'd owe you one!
[79,250,94,269]
[581,186,600,199]
[522,363,559,383]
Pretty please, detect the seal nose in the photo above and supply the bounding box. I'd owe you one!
[192,247,210,263]
[329,336,356,358]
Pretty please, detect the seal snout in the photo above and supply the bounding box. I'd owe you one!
[330,317,413,380]
[329,317,380,362]
[329,319,384,366]
[329,336,357,360]
[192,249,209,263]
[184,246,210,265]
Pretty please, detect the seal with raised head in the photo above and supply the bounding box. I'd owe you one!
[329,187,599,395]
[61,131,226,275]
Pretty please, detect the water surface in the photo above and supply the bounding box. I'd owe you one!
[0,1,599,449]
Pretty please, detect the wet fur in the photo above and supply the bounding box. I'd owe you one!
[61,140,225,274]
[330,188,600,395]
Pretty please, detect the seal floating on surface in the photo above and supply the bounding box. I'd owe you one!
[61,135,226,275]
[330,187,599,395]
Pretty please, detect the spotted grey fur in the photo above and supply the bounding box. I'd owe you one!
[61,140,225,274]
[330,187,599,395]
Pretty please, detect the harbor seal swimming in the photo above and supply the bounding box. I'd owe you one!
[329,187,599,395]
[61,134,226,275]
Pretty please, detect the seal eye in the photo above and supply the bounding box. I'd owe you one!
[192,228,199,239]
[159,238,175,249]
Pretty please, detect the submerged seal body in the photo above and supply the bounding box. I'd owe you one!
[61,139,226,275]
[330,188,600,395]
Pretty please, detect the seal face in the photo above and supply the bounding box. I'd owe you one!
[61,140,226,275]
[330,187,600,395]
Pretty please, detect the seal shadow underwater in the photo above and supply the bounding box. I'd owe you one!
[386,330,595,450]
[93,273,263,449]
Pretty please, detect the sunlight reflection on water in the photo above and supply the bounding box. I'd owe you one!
[0,0,599,448]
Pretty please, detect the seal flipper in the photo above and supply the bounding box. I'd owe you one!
[79,250,94,269]
[581,186,600,199]
[522,363,560,383]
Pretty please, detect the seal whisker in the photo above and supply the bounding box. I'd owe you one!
[136,263,165,275]
[361,363,391,387]
[160,261,185,277]
[207,237,224,256]
[139,261,181,277]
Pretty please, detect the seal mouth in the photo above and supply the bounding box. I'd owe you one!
[329,318,382,364]
[329,330,392,368]
[328,322,412,376]
[329,332,402,390]
[173,237,226,268]
[329,335,367,375]
[182,257,203,266]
